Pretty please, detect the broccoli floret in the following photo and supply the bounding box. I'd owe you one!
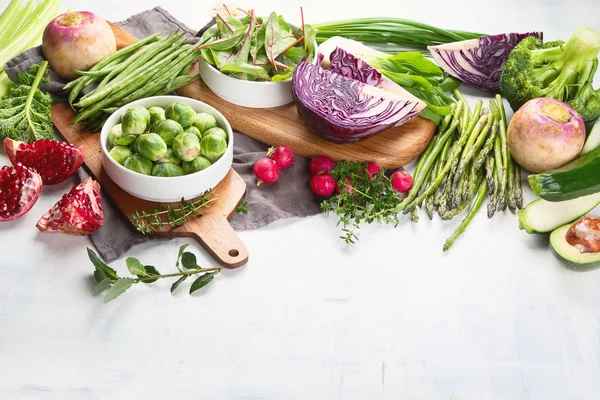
[500,27,600,122]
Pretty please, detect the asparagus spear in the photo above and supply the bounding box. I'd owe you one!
[497,118,509,211]
[507,157,516,211]
[485,155,496,196]
[443,179,488,251]
[397,120,460,212]
[413,104,456,180]
[433,135,453,205]
[473,117,498,172]
[515,163,523,209]
[442,173,484,220]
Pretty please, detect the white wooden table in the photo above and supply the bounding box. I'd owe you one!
[1,0,600,398]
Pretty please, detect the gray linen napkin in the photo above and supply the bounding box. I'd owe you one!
[4,7,321,262]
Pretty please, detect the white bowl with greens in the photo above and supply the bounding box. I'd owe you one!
[198,10,316,108]
[100,96,233,203]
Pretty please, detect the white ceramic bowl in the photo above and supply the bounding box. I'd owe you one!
[100,96,233,203]
[199,25,316,108]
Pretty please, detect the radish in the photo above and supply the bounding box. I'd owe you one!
[268,146,294,169]
[336,177,354,194]
[365,161,381,178]
[391,171,413,193]
[310,174,336,197]
[253,158,279,185]
[309,155,335,175]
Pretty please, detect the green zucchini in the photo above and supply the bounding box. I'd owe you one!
[527,144,600,201]
[518,192,600,234]
[581,117,600,155]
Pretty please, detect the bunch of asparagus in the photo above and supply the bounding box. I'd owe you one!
[66,32,201,130]
[396,92,523,251]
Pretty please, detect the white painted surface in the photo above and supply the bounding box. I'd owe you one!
[1,0,600,399]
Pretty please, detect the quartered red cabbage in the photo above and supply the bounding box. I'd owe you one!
[292,53,425,143]
[428,32,543,91]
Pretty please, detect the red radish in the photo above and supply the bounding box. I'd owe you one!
[309,155,335,175]
[310,174,336,197]
[253,158,280,185]
[36,177,104,235]
[0,163,43,222]
[4,138,84,185]
[336,177,354,194]
[365,161,381,178]
[391,171,413,193]
[268,146,294,169]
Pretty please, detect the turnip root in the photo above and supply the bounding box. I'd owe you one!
[507,98,585,173]
[43,11,116,81]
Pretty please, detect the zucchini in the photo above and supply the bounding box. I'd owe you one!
[581,117,600,155]
[527,144,600,201]
[518,192,600,234]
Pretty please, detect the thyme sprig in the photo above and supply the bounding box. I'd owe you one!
[320,161,403,244]
[131,191,217,234]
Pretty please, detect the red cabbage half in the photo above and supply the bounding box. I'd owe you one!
[292,55,425,143]
[428,32,543,91]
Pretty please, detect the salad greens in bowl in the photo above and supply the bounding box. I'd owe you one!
[197,8,316,108]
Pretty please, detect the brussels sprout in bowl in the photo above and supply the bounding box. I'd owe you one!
[101,96,233,203]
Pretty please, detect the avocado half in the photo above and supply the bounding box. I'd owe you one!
[550,223,600,270]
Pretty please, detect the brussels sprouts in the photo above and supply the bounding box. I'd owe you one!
[136,133,168,162]
[165,102,196,129]
[148,106,166,125]
[152,119,183,146]
[130,136,141,153]
[108,145,133,166]
[172,132,200,162]
[182,156,212,175]
[122,106,150,135]
[203,126,228,141]
[200,133,228,162]
[184,126,202,141]
[107,123,123,147]
[124,153,153,175]
[152,163,185,177]
[192,112,217,133]
[155,148,181,166]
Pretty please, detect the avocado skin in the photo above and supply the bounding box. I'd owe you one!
[550,224,600,271]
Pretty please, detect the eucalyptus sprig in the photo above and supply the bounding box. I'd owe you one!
[131,191,216,234]
[87,244,222,303]
[320,161,403,244]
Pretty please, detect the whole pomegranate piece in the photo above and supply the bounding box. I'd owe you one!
[253,158,279,185]
[4,138,84,185]
[267,146,294,169]
[36,177,104,235]
[0,163,43,221]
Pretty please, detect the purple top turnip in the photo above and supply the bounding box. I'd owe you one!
[43,11,116,81]
[507,98,585,173]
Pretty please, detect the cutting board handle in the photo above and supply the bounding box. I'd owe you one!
[190,213,248,268]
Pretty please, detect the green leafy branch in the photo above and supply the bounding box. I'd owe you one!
[87,244,222,303]
[130,191,216,234]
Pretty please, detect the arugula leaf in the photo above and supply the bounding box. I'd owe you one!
[220,63,271,81]
[0,61,53,143]
[199,28,245,51]
[282,47,306,64]
[104,278,135,303]
[272,67,295,82]
[189,273,216,295]
[226,11,256,66]
[216,13,244,35]
[303,24,316,60]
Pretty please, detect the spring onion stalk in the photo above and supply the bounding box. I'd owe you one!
[0,0,62,96]
[314,18,485,52]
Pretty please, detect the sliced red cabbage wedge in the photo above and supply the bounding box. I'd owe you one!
[292,60,425,143]
[428,32,543,91]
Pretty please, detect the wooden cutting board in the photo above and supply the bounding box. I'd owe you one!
[52,103,248,269]
[109,23,436,168]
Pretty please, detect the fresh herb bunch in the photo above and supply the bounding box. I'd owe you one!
[198,8,315,82]
[131,192,216,234]
[88,244,221,303]
[236,201,248,214]
[321,161,403,243]
[0,61,53,142]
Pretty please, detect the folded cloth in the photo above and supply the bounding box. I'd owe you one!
[4,7,321,262]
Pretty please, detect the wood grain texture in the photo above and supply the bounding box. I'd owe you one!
[51,103,248,269]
